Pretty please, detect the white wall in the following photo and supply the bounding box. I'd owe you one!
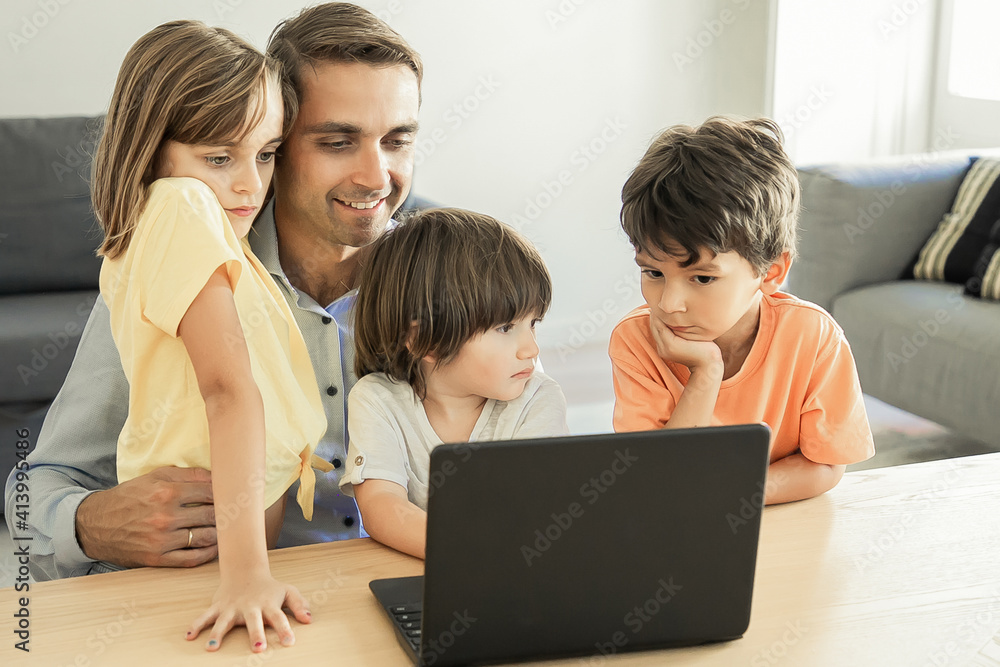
[771,0,939,165]
[1,0,771,354]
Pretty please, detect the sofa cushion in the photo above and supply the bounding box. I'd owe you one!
[0,291,99,403]
[792,154,972,312]
[0,116,104,295]
[911,157,1000,296]
[832,281,1000,445]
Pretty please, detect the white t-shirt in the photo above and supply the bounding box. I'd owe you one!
[339,372,569,509]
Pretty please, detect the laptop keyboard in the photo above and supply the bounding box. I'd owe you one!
[390,603,423,652]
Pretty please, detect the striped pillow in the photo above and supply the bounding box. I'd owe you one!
[912,157,1000,300]
[969,222,1000,299]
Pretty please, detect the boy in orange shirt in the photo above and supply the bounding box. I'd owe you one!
[609,116,875,504]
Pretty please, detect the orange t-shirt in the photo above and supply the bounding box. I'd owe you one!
[609,292,875,465]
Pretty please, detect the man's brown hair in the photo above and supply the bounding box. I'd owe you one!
[267,2,423,133]
[620,116,799,275]
[353,208,551,399]
[92,20,280,260]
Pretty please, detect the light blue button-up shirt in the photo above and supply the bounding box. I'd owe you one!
[247,203,366,546]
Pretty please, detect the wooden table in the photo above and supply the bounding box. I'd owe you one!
[4,453,1000,666]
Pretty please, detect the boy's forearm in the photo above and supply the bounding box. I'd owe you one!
[663,367,722,429]
[357,490,427,559]
[764,453,845,505]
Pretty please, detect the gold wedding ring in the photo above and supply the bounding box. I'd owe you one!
[186,529,194,549]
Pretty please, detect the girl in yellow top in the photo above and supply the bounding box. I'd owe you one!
[92,21,326,653]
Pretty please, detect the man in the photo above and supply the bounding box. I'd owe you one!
[3,2,422,580]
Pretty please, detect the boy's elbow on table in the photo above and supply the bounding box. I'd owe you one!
[764,452,846,505]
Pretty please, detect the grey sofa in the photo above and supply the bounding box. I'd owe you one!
[0,116,103,465]
[788,150,1000,446]
[0,115,434,480]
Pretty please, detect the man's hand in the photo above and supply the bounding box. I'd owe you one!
[648,314,723,373]
[76,466,218,569]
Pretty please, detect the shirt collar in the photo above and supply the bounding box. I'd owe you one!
[247,198,284,284]
[246,199,399,311]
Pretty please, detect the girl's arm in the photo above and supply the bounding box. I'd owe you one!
[179,266,310,652]
[354,479,427,559]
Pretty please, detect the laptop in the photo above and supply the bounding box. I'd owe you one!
[369,424,770,666]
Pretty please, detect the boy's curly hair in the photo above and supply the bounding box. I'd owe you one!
[620,116,799,275]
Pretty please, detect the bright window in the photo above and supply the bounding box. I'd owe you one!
[947,0,1000,100]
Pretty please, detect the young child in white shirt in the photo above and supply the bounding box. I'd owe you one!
[339,208,569,558]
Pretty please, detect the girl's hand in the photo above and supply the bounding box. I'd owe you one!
[648,314,723,374]
[185,571,311,652]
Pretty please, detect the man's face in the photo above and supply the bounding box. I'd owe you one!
[636,245,768,348]
[274,61,420,248]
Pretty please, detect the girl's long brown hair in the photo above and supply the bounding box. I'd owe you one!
[93,20,280,259]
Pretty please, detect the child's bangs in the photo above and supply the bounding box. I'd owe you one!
[626,190,732,269]
[172,63,275,147]
[473,238,552,331]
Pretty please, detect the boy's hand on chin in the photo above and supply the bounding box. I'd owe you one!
[648,315,723,375]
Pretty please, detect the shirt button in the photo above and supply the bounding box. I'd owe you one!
[355,455,364,466]
[327,386,338,396]
[322,316,332,324]
[332,458,342,469]
[343,516,355,527]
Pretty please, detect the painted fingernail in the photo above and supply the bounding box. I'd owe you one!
[207,639,218,647]
[282,635,295,646]
[305,611,312,618]
[254,642,264,650]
